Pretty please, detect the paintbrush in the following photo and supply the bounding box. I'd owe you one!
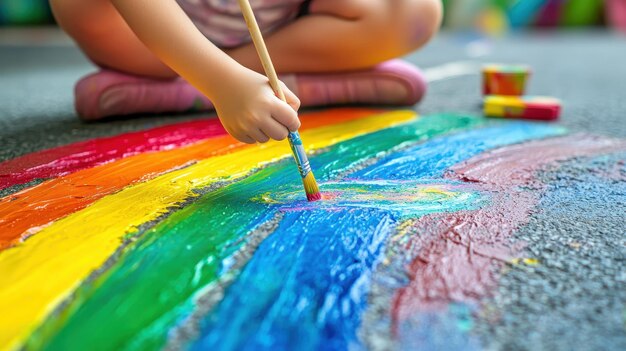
[237,0,321,202]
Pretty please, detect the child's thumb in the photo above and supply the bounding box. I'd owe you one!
[280,82,301,111]
[272,98,301,132]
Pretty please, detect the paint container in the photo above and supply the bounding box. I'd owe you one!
[483,95,561,121]
[606,0,626,33]
[482,64,531,96]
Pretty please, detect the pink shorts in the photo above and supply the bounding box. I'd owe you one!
[176,0,310,48]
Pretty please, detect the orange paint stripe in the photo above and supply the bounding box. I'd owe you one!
[0,109,380,250]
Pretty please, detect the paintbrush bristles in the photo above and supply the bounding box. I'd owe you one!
[302,172,322,202]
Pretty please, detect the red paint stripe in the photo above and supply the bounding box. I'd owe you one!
[0,119,227,190]
[0,109,383,250]
[391,134,626,331]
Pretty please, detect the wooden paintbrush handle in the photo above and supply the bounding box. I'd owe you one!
[237,0,320,202]
[237,0,287,102]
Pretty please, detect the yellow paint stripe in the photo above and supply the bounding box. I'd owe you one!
[0,111,415,350]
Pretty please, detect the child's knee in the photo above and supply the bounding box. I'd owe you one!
[51,1,80,41]
[51,0,113,38]
[397,0,443,50]
[363,0,442,57]
[50,0,76,30]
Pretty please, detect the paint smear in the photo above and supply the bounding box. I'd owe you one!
[390,134,626,343]
[25,114,482,351]
[0,109,378,250]
[258,181,475,216]
[0,111,414,351]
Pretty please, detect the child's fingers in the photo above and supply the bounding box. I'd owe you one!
[261,117,289,141]
[280,82,301,111]
[225,126,254,144]
[271,98,301,132]
[229,130,255,144]
[248,129,270,144]
[240,134,256,144]
[230,128,255,144]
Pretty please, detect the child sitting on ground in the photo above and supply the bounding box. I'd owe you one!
[50,0,442,144]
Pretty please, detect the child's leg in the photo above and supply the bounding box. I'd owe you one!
[226,0,440,108]
[52,0,214,119]
[53,0,440,76]
[227,0,443,73]
[55,0,441,119]
[50,0,175,78]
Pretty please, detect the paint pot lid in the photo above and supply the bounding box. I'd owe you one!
[484,95,561,107]
[483,64,531,74]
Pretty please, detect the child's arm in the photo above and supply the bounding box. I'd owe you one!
[111,0,300,143]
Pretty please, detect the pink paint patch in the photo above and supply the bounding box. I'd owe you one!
[392,190,532,323]
[449,134,626,186]
[392,134,626,329]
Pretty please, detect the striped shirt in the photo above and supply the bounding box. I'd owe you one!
[177,0,308,48]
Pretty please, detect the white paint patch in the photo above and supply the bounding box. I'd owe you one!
[465,39,494,58]
[423,61,481,82]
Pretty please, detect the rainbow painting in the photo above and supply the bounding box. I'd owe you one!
[0,109,624,350]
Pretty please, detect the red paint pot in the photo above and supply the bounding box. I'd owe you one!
[482,64,531,96]
[607,0,626,33]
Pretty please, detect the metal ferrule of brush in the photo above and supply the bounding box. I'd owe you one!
[288,131,312,178]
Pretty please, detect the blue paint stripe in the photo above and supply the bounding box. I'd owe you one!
[353,122,565,180]
[192,209,395,351]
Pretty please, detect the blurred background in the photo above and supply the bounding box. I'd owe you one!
[1,0,625,32]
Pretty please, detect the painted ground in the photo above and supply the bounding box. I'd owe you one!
[1,107,625,350]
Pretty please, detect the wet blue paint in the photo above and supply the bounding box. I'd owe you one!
[353,122,566,180]
[192,209,396,351]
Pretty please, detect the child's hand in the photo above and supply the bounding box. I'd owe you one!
[214,68,301,144]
